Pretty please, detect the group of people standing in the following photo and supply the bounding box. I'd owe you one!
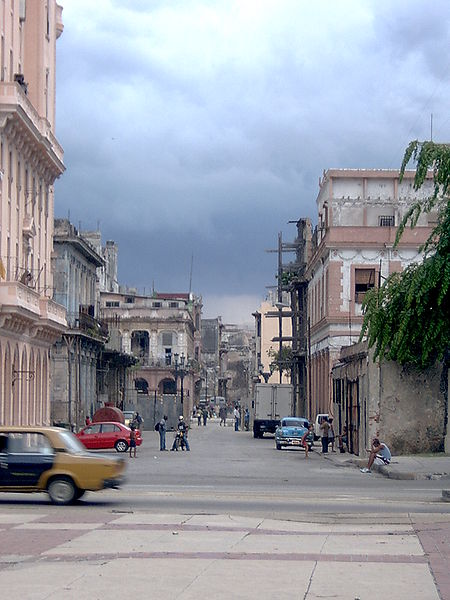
[156,415,190,451]
[233,406,250,431]
[196,407,209,426]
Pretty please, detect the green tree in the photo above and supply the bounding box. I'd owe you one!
[268,346,293,378]
[360,141,450,369]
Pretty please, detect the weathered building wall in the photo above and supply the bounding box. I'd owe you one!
[375,361,446,454]
[332,342,448,456]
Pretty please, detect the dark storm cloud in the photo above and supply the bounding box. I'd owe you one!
[55,0,450,322]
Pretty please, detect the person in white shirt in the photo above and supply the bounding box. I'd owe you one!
[361,438,392,473]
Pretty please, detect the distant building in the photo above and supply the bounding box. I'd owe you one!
[220,323,254,409]
[201,317,222,403]
[306,169,434,417]
[0,2,66,425]
[81,231,119,294]
[253,292,292,385]
[100,290,202,420]
[50,219,108,428]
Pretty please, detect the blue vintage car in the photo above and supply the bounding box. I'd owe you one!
[275,417,313,451]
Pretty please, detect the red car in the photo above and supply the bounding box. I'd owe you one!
[76,422,142,452]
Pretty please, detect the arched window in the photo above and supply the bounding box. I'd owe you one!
[134,378,149,395]
[160,378,176,395]
[131,331,149,363]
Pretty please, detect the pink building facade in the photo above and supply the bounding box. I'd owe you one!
[306,169,434,419]
[0,2,66,425]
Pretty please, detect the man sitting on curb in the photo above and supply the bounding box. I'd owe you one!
[360,438,391,473]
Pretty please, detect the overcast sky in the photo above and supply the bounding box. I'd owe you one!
[54,0,450,324]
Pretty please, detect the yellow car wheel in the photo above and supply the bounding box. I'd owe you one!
[48,477,76,505]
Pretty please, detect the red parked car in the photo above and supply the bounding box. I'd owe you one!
[76,422,142,452]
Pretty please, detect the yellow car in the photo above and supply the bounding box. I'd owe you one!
[0,426,126,505]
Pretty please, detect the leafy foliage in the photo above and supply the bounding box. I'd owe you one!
[268,346,293,377]
[360,141,450,369]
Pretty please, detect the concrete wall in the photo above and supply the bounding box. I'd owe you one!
[375,360,447,454]
[333,342,448,456]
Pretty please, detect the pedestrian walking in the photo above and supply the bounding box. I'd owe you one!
[244,408,250,431]
[302,424,314,459]
[202,408,208,426]
[197,409,202,426]
[134,412,143,431]
[85,415,91,426]
[320,417,330,454]
[158,415,168,451]
[219,406,226,426]
[129,425,137,458]
[328,417,336,452]
[234,406,240,431]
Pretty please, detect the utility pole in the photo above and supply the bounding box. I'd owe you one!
[278,232,283,383]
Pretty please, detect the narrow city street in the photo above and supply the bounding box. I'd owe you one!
[112,419,446,515]
[0,420,449,599]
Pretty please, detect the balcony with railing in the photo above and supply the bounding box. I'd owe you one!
[65,306,108,340]
[0,81,64,172]
[0,281,67,337]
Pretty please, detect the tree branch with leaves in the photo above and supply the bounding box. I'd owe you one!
[360,141,450,369]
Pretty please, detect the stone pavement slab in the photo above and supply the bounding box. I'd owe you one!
[310,562,440,600]
[0,509,446,600]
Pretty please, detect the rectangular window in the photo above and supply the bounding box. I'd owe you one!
[169,302,178,308]
[125,296,134,304]
[355,268,376,303]
[379,215,395,227]
[165,348,172,365]
[153,301,161,308]
[162,332,172,346]
[106,301,119,308]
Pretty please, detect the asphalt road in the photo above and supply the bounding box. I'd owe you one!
[103,419,448,516]
[0,420,447,517]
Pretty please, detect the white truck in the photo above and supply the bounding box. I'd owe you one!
[252,383,294,438]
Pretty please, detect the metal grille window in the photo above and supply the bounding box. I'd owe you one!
[355,268,376,303]
[379,215,395,227]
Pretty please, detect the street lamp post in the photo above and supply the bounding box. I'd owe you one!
[179,354,185,405]
[173,353,187,406]
[173,353,179,398]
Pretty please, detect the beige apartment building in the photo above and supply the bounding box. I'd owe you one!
[253,296,292,385]
[307,169,434,419]
[0,1,66,425]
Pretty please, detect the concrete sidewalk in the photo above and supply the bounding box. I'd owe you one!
[322,449,450,481]
[0,507,447,599]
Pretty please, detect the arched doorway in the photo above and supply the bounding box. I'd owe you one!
[29,349,35,425]
[3,344,11,425]
[21,347,27,425]
[12,346,20,425]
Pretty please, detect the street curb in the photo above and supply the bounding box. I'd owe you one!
[322,453,450,481]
